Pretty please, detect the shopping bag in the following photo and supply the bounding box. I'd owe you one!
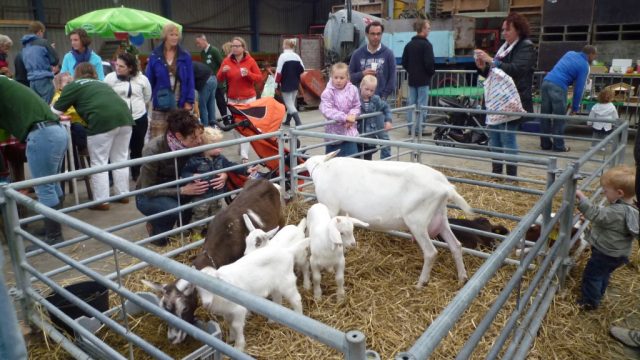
[483,68,526,125]
[261,74,276,98]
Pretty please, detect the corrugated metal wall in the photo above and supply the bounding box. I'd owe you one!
[1,0,343,66]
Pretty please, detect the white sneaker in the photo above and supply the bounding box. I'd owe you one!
[611,326,640,347]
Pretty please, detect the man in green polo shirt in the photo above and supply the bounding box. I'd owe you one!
[52,62,133,210]
[0,75,68,244]
[195,34,227,117]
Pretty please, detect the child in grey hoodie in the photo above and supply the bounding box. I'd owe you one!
[588,89,619,149]
[575,165,639,310]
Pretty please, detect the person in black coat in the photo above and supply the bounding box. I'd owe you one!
[401,19,435,135]
[474,12,536,177]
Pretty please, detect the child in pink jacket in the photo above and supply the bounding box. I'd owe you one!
[320,62,361,156]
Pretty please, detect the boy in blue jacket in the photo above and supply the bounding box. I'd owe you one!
[357,75,393,160]
[181,127,256,234]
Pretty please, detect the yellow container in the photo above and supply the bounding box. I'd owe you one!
[394,0,426,19]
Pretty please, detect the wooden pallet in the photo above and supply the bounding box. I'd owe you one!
[332,2,384,17]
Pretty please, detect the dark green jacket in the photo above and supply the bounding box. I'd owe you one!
[201,45,224,89]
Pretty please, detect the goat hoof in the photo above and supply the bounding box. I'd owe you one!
[458,276,468,286]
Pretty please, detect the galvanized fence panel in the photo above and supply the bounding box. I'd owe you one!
[0,105,627,359]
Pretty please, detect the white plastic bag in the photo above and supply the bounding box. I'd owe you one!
[261,74,276,98]
[483,68,526,125]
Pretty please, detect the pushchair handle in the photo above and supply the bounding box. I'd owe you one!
[215,115,249,131]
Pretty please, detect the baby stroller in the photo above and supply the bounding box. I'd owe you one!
[433,96,489,147]
[214,97,307,194]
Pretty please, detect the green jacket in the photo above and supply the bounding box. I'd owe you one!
[578,198,639,258]
[201,45,225,89]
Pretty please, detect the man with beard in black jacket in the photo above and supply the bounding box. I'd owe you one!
[401,19,435,136]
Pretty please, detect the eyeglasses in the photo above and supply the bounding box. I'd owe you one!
[368,32,382,36]
[231,44,243,48]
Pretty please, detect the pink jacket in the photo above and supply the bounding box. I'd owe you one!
[320,80,361,137]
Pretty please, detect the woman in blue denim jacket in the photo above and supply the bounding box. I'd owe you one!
[146,23,195,139]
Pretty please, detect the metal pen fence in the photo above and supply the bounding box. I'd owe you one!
[0,104,627,359]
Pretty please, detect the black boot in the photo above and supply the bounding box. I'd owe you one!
[26,203,64,252]
[27,195,65,237]
[506,164,518,177]
[283,114,292,126]
[491,162,503,174]
[292,112,302,126]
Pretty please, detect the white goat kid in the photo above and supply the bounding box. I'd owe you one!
[307,203,369,301]
[144,240,306,351]
[243,214,311,290]
[295,151,474,288]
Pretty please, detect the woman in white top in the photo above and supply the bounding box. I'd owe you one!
[104,52,152,180]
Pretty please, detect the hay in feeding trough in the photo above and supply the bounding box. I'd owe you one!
[26,170,637,359]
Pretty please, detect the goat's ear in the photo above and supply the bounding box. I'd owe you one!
[329,218,343,247]
[293,162,307,171]
[350,218,369,228]
[325,150,340,161]
[243,213,256,232]
[266,226,279,239]
[142,279,165,294]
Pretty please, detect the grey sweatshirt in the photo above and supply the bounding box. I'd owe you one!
[578,198,639,258]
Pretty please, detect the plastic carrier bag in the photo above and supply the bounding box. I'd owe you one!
[261,74,276,98]
[483,68,526,125]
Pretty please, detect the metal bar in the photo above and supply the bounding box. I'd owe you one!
[396,166,574,359]
[292,130,549,165]
[345,331,367,360]
[5,131,278,190]
[501,259,563,359]
[0,188,32,326]
[483,253,563,360]
[25,264,173,360]
[386,230,531,268]
[6,189,350,355]
[512,284,559,360]
[15,229,253,360]
[26,288,128,360]
[29,312,92,360]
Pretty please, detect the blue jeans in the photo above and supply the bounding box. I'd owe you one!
[30,78,55,104]
[326,141,358,157]
[136,195,192,242]
[539,81,568,151]
[488,121,519,174]
[0,248,28,360]
[358,114,391,160]
[407,86,429,135]
[26,124,68,207]
[579,247,628,308]
[488,121,519,155]
[198,76,217,126]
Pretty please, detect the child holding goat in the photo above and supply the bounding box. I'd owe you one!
[320,62,360,157]
[575,165,639,310]
[181,127,257,235]
[358,74,393,160]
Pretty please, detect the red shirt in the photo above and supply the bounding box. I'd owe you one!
[217,52,262,100]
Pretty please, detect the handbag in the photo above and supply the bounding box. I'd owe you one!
[261,74,276,98]
[483,68,526,125]
[156,87,177,111]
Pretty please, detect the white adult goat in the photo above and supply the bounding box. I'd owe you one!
[294,151,474,288]
[243,214,311,289]
[306,203,369,301]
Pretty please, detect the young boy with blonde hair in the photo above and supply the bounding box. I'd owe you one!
[575,165,639,310]
[181,127,256,234]
[358,74,392,160]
